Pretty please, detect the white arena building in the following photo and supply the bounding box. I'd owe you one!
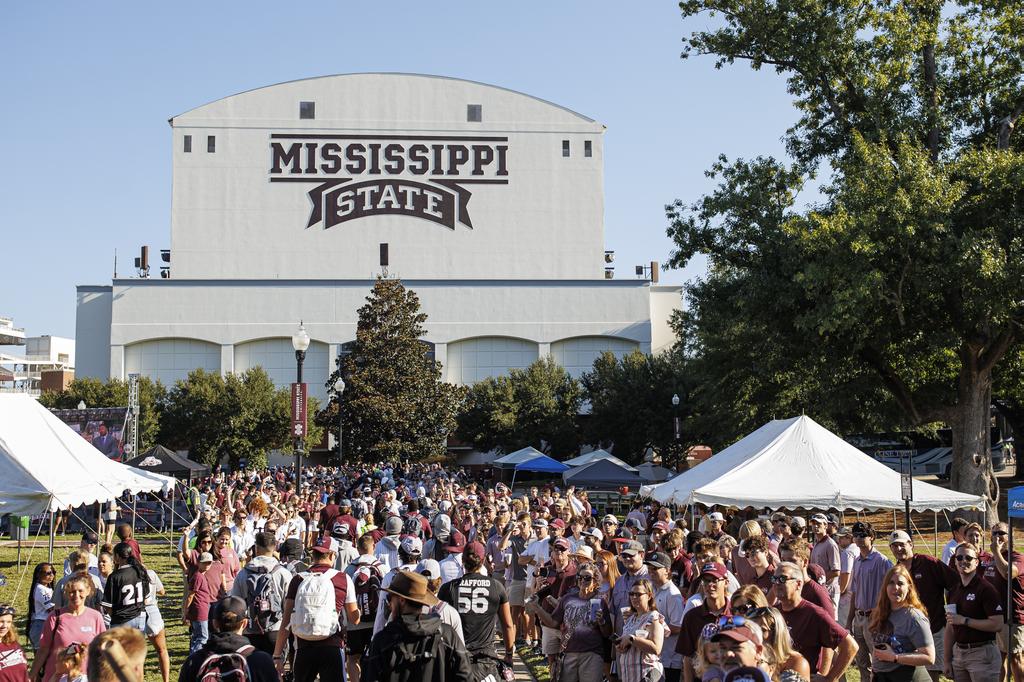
[75,74,682,405]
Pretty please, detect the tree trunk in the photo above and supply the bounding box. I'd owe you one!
[949,368,999,525]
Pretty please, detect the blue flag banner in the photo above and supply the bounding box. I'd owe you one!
[1009,486,1024,519]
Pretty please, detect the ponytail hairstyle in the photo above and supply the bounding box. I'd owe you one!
[112,543,149,595]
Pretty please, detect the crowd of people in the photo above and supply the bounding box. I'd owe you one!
[2,461,1023,682]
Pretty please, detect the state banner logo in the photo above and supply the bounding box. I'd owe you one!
[269,134,509,231]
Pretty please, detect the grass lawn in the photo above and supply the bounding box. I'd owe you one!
[0,532,187,682]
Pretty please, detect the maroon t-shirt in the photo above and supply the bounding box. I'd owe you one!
[187,571,216,621]
[801,576,835,613]
[781,599,848,673]
[981,551,1024,624]
[0,642,28,682]
[676,600,731,656]
[747,562,776,597]
[671,551,694,591]
[318,504,340,531]
[905,554,959,633]
[949,572,1003,643]
[285,564,350,649]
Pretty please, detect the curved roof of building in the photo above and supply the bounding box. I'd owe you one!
[170,73,599,126]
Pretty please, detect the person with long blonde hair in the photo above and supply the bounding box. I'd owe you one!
[866,564,934,681]
[747,606,810,681]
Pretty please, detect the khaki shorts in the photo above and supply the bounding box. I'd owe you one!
[542,626,561,656]
[997,623,1024,655]
[508,579,526,607]
[927,626,945,671]
[561,651,604,682]
[952,641,1001,681]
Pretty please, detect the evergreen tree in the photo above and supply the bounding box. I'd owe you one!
[321,277,467,461]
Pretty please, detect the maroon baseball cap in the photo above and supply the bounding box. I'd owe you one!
[552,537,571,552]
[699,562,728,580]
[312,536,339,554]
[463,542,486,561]
[550,518,566,529]
[444,529,467,554]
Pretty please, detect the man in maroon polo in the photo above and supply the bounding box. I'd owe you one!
[677,562,732,682]
[771,561,857,681]
[988,522,1024,682]
[945,541,1003,680]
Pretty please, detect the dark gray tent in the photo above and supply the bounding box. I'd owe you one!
[124,445,210,479]
[562,458,641,488]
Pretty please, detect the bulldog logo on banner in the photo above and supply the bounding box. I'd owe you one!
[268,134,509,230]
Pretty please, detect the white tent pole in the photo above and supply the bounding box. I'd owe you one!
[47,510,55,563]
[934,511,938,557]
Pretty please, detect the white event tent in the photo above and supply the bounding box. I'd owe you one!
[0,394,176,518]
[640,416,986,512]
[563,449,639,472]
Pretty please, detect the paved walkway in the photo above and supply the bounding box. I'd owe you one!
[513,653,534,680]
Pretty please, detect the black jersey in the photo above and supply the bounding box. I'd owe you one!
[101,565,147,624]
[438,572,507,655]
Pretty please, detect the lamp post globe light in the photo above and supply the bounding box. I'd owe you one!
[291,322,311,485]
[333,377,345,463]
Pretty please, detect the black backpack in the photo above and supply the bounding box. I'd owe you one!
[352,560,385,621]
[196,645,254,682]
[385,632,444,677]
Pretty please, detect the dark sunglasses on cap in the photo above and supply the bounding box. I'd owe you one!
[0,604,15,617]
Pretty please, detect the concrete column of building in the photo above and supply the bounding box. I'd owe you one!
[433,343,448,380]
[109,345,125,380]
[328,343,340,373]
[220,344,234,377]
[538,342,551,358]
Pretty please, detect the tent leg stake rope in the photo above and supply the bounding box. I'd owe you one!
[47,511,55,564]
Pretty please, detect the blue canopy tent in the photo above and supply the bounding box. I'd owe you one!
[494,447,569,487]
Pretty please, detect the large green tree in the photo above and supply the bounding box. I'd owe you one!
[580,350,693,467]
[160,368,321,470]
[40,377,166,453]
[457,356,583,456]
[670,0,1024,518]
[321,278,466,461]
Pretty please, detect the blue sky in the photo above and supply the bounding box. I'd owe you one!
[1,2,797,341]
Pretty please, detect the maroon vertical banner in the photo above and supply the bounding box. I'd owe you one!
[291,383,307,438]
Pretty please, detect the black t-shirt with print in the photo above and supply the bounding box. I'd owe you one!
[439,572,508,655]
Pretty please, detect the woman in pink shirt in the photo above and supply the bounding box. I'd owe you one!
[28,575,106,682]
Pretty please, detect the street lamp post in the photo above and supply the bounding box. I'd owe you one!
[291,323,310,486]
[333,377,345,464]
[672,393,681,441]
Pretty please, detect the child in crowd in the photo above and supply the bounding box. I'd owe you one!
[182,553,215,655]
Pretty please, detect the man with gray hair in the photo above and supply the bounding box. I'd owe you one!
[771,561,857,682]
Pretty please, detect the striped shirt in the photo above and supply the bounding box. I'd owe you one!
[851,549,893,611]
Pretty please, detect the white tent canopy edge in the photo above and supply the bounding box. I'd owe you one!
[639,416,986,513]
[0,394,175,517]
